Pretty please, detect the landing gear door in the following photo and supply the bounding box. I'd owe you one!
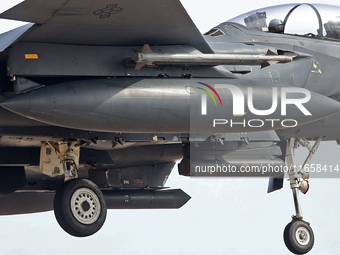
[39,143,64,177]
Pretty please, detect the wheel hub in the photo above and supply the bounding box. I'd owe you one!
[70,188,101,225]
[295,226,310,245]
[81,200,91,212]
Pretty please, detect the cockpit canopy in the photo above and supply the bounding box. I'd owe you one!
[224,3,340,40]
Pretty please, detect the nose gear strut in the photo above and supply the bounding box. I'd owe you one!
[283,136,323,254]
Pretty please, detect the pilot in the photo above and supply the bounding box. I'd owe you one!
[268,19,284,33]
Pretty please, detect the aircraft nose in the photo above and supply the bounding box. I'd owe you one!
[301,91,340,122]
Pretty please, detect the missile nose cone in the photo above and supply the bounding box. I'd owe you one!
[173,189,191,207]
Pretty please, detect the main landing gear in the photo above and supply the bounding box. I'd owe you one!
[283,137,322,254]
[54,178,107,237]
[42,141,107,237]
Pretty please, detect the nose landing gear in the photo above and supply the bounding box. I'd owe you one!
[283,137,322,254]
[284,219,314,254]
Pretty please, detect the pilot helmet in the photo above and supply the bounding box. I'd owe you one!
[268,19,284,33]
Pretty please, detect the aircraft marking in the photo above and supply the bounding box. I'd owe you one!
[93,4,122,19]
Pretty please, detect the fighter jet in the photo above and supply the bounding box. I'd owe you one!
[0,1,339,254]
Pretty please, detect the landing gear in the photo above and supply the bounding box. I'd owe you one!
[283,137,322,254]
[54,179,107,237]
[42,140,107,237]
[284,219,314,254]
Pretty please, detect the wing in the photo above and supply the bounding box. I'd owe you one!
[0,0,212,53]
[0,23,34,52]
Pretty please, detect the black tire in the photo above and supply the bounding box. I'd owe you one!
[54,179,107,237]
[284,220,314,254]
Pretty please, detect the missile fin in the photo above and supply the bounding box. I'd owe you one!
[135,62,146,70]
[141,44,152,53]
[266,49,277,56]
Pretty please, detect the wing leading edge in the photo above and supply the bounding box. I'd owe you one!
[0,0,213,53]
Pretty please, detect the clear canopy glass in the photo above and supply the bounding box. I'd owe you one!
[226,3,340,40]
